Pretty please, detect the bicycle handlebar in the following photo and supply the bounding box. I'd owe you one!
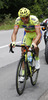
[9,44,34,53]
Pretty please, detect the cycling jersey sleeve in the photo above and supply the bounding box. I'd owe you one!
[15,17,21,26]
[30,15,40,26]
[34,19,39,25]
[33,18,39,25]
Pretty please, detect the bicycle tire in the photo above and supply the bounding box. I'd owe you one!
[30,67,39,86]
[45,41,48,64]
[16,57,26,95]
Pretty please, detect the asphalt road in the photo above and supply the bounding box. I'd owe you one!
[0,29,48,100]
[0,50,48,100]
[0,29,24,68]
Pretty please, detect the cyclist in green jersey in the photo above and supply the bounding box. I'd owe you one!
[10,7,42,82]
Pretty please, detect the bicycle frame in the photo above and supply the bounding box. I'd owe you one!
[9,43,35,61]
[10,44,39,95]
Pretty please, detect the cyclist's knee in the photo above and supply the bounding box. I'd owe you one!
[21,47,24,55]
[35,47,39,56]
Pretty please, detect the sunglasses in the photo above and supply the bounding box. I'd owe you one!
[21,16,29,20]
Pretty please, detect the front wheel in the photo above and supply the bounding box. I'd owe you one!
[30,67,39,86]
[45,41,48,64]
[16,57,26,95]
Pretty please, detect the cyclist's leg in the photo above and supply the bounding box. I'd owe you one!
[26,32,33,46]
[21,31,32,69]
[21,31,32,55]
[21,31,26,55]
[21,31,26,76]
[33,30,42,57]
[19,31,32,82]
[33,30,42,69]
[19,31,27,82]
[21,30,26,44]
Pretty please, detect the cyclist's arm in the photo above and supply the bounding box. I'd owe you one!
[11,25,19,42]
[33,25,41,45]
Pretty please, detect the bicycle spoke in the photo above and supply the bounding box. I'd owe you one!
[16,58,26,95]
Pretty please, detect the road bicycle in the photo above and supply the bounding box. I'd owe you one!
[10,44,39,95]
[40,21,48,64]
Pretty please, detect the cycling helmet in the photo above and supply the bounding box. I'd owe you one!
[18,7,30,17]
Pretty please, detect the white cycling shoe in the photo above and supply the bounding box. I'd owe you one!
[35,59,40,70]
[18,76,25,83]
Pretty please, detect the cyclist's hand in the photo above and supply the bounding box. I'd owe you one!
[31,42,37,48]
[9,42,16,53]
[9,42,16,48]
[12,41,16,47]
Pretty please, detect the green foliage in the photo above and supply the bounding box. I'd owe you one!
[0,0,4,9]
[30,4,43,18]
[4,14,12,24]
[0,0,48,28]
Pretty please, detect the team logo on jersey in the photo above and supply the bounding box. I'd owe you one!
[31,18,36,21]
[34,21,39,24]
[22,25,26,28]
[22,25,35,30]
[35,25,40,28]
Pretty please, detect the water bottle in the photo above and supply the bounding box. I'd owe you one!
[28,55,32,66]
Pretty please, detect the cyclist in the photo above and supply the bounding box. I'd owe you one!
[43,18,48,23]
[43,18,48,30]
[40,18,48,44]
[10,7,42,82]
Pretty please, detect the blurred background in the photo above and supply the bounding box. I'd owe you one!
[0,0,48,30]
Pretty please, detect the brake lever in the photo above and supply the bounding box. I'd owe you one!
[9,43,14,53]
[32,45,34,49]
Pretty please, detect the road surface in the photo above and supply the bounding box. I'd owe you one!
[0,29,48,100]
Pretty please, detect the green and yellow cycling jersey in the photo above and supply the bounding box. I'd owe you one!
[15,15,40,33]
[15,15,41,46]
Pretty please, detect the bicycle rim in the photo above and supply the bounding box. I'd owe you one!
[30,68,39,86]
[16,57,26,95]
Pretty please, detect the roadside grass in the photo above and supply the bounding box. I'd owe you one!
[0,14,15,30]
[0,23,14,30]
